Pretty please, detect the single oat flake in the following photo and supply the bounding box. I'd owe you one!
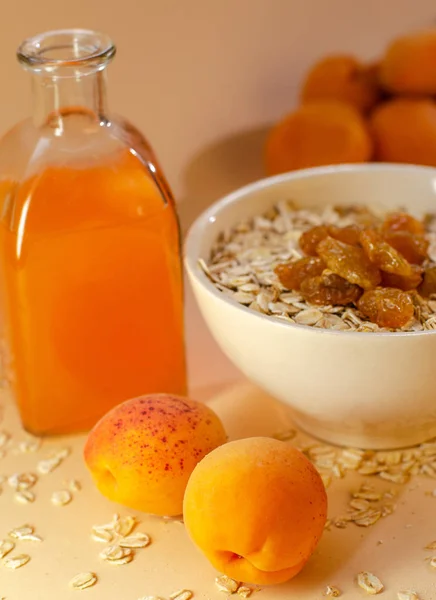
[169,591,193,600]
[430,556,436,568]
[215,574,240,593]
[0,539,15,558]
[14,490,36,504]
[325,585,341,597]
[8,472,37,491]
[37,456,62,475]
[425,540,436,549]
[4,554,30,569]
[69,572,98,590]
[100,545,133,564]
[397,592,419,600]
[51,490,72,506]
[357,572,384,595]
[113,515,136,537]
[91,526,114,543]
[68,479,81,492]
[18,438,41,453]
[237,587,252,598]
[9,525,34,539]
[119,532,150,548]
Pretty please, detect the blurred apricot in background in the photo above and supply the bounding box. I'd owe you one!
[370,98,436,165]
[379,30,436,95]
[265,100,373,175]
[301,55,381,114]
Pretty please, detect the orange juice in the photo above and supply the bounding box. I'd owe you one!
[0,150,186,435]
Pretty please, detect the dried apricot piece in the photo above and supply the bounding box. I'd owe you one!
[274,257,325,290]
[382,230,428,265]
[300,272,362,306]
[327,224,362,246]
[299,226,329,256]
[382,212,425,235]
[381,264,423,290]
[419,266,436,297]
[357,288,414,328]
[317,236,381,290]
[360,228,413,276]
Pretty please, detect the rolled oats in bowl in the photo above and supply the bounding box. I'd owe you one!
[200,201,436,332]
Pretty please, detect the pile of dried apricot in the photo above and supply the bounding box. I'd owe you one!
[265,29,436,173]
[275,210,436,329]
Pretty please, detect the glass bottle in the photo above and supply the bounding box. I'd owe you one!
[0,29,186,435]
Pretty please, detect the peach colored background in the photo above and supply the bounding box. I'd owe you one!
[1,0,436,395]
[0,0,435,206]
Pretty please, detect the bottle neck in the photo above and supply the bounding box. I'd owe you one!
[31,70,109,129]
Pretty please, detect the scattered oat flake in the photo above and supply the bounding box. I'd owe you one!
[215,574,240,593]
[334,519,347,529]
[14,490,35,504]
[169,591,193,600]
[425,540,436,549]
[357,572,384,595]
[0,539,15,558]
[353,491,382,501]
[68,479,81,492]
[119,532,150,548]
[91,526,114,543]
[325,585,341,597]
[8,525,34,539]
[18,438,41,453]
[37,456,62,474]
[113,515,136,537]
[8,472,37,490]
[397,592,419,600]
[430,556,436,568]
[51,490,72,506]
[4,554,30,569]
[237,587,252,598]
[53,447,70,460]
[100,545,133,564]
[354,510,382,527]
[69,572,98,590]
[350,498,370,511]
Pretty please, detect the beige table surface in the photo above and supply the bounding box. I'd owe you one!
[1,279,436,600]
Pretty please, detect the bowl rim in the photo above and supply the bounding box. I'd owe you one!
[184,163,436,338]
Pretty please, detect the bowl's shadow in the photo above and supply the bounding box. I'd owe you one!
[178,125,270,233]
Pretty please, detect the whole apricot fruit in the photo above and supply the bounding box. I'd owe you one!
[84,394,227,516]
[183,437,327,585]
[370,98,436,165]
[265,100,373,175]
[379,30,436,95]
[301,55,381,113]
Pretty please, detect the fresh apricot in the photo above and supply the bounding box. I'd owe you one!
[265,101,373,175]
[183,437,327,585]
[370,98,436,165]
[301,55,381,113]
[379,30,436,95]
[84,394,227,516]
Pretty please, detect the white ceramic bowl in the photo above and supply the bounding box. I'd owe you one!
[184,164,436,450]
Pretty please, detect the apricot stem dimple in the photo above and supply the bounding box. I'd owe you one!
[216,550,244,564]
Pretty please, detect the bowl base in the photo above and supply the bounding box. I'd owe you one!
[291,413,436,451]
